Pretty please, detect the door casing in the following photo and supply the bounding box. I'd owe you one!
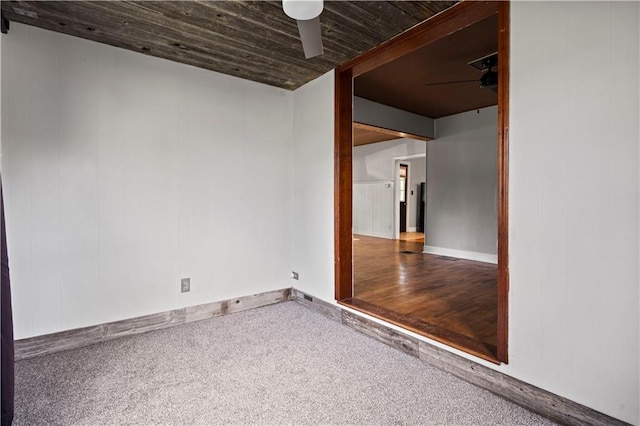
[333,1,510,363]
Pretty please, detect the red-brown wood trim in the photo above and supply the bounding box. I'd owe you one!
[337,1,499,79]
[334,0,509,364]
[353,122,432,145]
[334,67,353,301]
[496,1,510,364]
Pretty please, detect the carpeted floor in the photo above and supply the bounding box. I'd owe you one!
[14,302,556,425]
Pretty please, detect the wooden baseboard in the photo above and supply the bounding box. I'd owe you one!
[291,288,342,322]
[14,287,629,426]
[292,289,628,426]
[339,297,498,363]
[416,340,626,426]
[15,288,291,360]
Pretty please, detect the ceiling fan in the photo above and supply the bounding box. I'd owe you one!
[425,52,498,92]
[282,0,324,59]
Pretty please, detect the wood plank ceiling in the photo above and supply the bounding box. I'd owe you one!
[354,13,498,118]
[1,1,457,91]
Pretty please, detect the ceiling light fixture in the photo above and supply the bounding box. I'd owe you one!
[282,0,324,59]
[282,0,323,21]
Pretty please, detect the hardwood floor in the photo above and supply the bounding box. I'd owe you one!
[353,234,497,359]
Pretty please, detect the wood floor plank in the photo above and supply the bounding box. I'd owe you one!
[353,234,498,356]
[340,298,497,363]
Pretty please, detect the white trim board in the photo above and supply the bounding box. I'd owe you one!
[422,245,497,264]
[392,153,426,161]
[355,231,394,239]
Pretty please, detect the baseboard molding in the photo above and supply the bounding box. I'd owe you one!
[15,288,292,360]
[416,340,626,426]
[14,287,628,425]
[422,245,498,264]
[291,289,342,322]
[293,290,627,426]
[408,226,417,232]
[353,230,394,239]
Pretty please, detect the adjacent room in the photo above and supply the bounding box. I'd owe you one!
[0,1,638,425]
[350,13,500,361]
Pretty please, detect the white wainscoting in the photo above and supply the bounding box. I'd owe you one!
[353,181,394,239]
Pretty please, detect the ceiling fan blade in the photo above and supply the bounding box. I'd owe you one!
[296,17,323,58]
[424,79,479,87]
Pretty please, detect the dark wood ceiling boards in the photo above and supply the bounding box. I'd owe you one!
[1,1,457,90]
[354,13,499,118]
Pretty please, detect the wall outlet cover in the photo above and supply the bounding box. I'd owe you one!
[181,278,190,293]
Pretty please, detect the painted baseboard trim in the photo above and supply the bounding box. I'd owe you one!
[423,245,498,264]
[15,288,292,360]
[353,230,394,239]
[408,226,417,232]
[292,289,627,426]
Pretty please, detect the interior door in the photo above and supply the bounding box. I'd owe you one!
[399,164,408,233]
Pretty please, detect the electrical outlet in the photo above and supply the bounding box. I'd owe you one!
[291,271,299,280]
[181,278,190,293]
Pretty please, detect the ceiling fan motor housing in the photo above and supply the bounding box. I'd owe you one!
[480,69,498,88]
[477,53,498,89]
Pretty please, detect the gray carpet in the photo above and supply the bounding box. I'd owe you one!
[14,302,555,425]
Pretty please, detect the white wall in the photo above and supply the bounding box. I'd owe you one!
[353,138,427,236]
[425,106,497,258]
[353,138,427,183]
[353,182,394,238]
[292,2,640,424]
[354,97,434,139]
[2,24,294,339]
[291,71,335,303]
[508,2,639,424]
[3,2,639,423]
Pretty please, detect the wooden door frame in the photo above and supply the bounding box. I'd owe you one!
[334,1,510,363]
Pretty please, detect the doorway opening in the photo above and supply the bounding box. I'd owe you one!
[335,1,509,364]
[399,164,408,233]
[391,155,426,242]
